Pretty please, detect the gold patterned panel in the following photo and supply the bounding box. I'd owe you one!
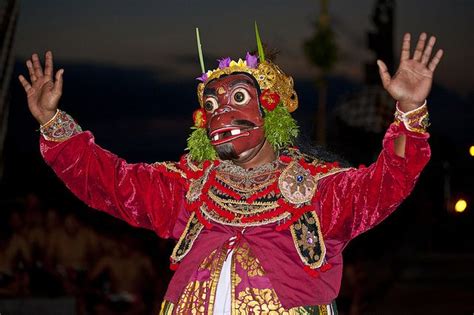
[170,212,204,264]
[290,211,326,269]
[234,242,265,277]
[232,242,288,314]
[174,247,227,314]
[175,280,208,314]
[235,288,289,314]
[168,241,332,314]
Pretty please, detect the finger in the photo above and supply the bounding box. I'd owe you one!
[377,60,391,88]
[53,69,64,95]
[26,60,37,82]
[428,49,444,72]
[421,36,436,65]
[413,32,427,61]
[400,33,411,62]
[31,53,44,78]
[18,75,32,92]
[44,51,54,78]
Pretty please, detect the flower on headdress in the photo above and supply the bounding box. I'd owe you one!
[218,57,231,69]
[196,72,208,82]
[193,108,207,128]
[229,58,247,68]
[196,70,214,82]
[260,89,281,111]
[245,52,258,69]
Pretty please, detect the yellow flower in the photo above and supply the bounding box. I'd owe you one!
[229,58,247,68]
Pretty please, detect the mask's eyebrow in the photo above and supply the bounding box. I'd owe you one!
[203,86,216,97]
[229,79,254,89]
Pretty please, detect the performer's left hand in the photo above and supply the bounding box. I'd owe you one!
[377,32,444,112]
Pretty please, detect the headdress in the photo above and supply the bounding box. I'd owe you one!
[187,23,300,162]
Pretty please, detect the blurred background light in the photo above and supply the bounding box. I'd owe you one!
[454,198,467,213]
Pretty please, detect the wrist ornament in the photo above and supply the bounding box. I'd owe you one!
[39,110,83,142]
[394,100,430,133]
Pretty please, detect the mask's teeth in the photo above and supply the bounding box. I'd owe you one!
[213,134,219,141]
[230,129,241,136]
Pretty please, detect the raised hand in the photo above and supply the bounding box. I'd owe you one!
[18,51,64,125]
[377,33,444,112]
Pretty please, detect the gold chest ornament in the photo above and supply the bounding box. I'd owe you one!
[170,150,348,274]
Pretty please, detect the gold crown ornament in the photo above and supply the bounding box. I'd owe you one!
[195,23,298,113]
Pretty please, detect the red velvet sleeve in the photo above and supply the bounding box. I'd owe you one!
[318,122,430,241]
[40,131,187,239]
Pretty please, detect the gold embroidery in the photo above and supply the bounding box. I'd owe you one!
[159,300,175,315]
[290,211,326,269]
[319,304,329,315]
[40,110,83,142]
[208,247,228,314]
[200,204,290,227]
[288,305,329,315]
[153,161,187,179]
[185,154,203,172]
[208,190,280,214]
[175,247,227,314]
[175,280,208,314]
[313,166,352,182]
[234,272,242,287]
[170,213,204,264]
[174,241,333,314]
[234,243,265,277]
[232,251,237,315]
[164,299,330,315]
[216,159,280,193]
[216,173,277,195]
[235,288,289,314]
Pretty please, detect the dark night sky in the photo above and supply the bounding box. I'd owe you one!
[15,0,474,95]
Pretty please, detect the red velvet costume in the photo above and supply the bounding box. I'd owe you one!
[40,118,430,313]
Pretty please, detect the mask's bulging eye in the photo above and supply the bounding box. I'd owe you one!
[234,92,244,102]
[204,98,218,113]
[232,88,250,105]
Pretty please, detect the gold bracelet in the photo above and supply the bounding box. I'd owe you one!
[394,101,430,133]
[39,109,60,130]
[40,110,83,142]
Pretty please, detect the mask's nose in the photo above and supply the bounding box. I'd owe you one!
[214,105,233,115]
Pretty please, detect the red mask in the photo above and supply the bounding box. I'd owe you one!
[203,73,265,160]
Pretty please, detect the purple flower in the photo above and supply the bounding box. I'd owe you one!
[245,52,258,68]
[196,72,208,82]
[218,57,231,69]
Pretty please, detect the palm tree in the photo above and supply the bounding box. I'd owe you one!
[304,0,338,145]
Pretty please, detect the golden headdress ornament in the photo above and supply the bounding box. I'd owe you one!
[195,23,298,113]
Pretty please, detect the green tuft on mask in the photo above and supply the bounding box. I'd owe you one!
[263,103,299,150]
[186,127,218,162]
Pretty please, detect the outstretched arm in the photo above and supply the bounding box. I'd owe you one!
[377,32,443,157]
[319,32,443,241]
[18,51,63,125]
[19,52,187,238]
[318,123,430,241]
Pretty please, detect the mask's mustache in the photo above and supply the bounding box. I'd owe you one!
[232,120,257,128]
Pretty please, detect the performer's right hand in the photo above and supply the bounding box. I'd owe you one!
[18,51,64,125]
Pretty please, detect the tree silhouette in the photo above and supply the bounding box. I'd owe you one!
[304,0,338,144]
